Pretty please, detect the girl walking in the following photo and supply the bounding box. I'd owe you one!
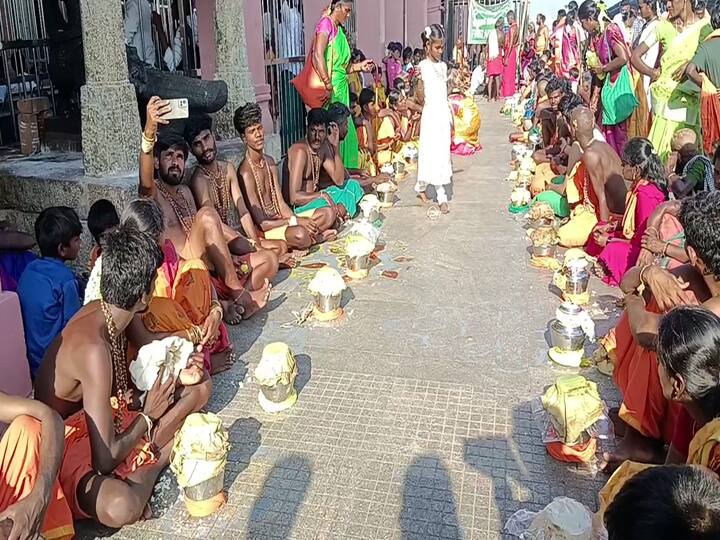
[416,24,453,214]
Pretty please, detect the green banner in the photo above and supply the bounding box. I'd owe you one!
[467,0,511,45]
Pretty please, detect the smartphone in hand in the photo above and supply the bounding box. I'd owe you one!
[164,98,189,120]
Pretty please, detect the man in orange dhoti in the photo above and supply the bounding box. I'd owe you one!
[34,225,211,528]
[604,191,720,470]
[0,393,73,539]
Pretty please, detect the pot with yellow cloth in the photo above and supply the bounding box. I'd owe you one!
[255,342,299,413]
[171,412,230,518]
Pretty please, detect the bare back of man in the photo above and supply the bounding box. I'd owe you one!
[582,140,628,220]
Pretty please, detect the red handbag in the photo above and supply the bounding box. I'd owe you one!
[291,49,330,109]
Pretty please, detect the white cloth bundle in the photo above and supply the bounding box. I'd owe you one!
[130,336,195,391]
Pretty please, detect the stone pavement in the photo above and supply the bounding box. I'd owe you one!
[80,101,622,539]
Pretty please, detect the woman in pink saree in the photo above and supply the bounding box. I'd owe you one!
[552,10,582,89]
[590,138,667,286]
[502,10,519,97]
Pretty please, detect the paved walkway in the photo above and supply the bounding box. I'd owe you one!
[83,101,621,540]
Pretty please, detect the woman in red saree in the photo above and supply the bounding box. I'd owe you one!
[487,18,505,101]
[502,10,519,97]
[603,192,720,471]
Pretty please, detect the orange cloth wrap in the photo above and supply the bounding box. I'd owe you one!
[0,415,74,539]
[613,297,683,442]
[59,400,157,519]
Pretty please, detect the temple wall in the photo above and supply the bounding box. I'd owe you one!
[0,140,253,271]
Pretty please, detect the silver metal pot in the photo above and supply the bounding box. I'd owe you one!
[347,253,370,272]
[376,189,396,205]
[563,261,591,295]
[393,161,406,176]
[184,472,225,502]
[364,208,381,222]
[550,318,586,352]
[260,369,298,403]
[532,244,556,258]
[314,292,342,313]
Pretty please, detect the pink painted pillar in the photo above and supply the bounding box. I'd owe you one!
[243,0,273,132]
[196,3,216,81]
[384,0,404,45]
[427,0,444,26]
[303,0,329,60]
[195,0,273,134]
[406,0,430,50]
[355,0,384,64]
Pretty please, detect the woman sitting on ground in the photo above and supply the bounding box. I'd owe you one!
[587,138,668,286]
[376,89,410,167]
[659,306,720,473]
[87,199,234,374]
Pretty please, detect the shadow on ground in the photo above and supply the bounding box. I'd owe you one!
[246,455,312,539]
[400,454,462,540]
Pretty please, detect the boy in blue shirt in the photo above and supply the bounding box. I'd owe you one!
[17,207,82,376]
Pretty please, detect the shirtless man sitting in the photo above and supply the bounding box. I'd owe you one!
[558,106,627,248]
[34,224,211,528]
[140,96,277,321]
[285,108,363,219]
[233,103,337,250]
[186,113,295,267]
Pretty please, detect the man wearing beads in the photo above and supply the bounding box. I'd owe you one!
[139,97,278,321]
[233,103,338,250]
[286,107,363,219]
[34,224,211,528]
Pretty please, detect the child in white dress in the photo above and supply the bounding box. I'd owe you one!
[415,24,453,214]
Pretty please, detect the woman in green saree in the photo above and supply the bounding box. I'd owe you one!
[631,0,711,162]
[311,0,373,170]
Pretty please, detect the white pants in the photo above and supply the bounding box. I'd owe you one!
[415,181,448,204]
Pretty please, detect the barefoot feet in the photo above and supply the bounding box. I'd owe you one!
[209,348,235,375]
[220,300,244,325]
[239,279,272,320]
[417,191,430,205]
[600,426,665,473]
[440,202,449,214]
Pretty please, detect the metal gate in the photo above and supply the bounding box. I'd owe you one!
[262,0,307,154]
[121,0,201,77]
[0,0,55,144]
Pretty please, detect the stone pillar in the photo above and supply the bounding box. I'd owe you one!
[214,0,256,139]
[79,0,141,176]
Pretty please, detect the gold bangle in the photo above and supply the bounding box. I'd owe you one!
[210,300,223,318]
[139,412,153,440]
[141,132,156,154]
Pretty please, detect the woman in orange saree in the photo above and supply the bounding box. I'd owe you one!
[87,199,233,374]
